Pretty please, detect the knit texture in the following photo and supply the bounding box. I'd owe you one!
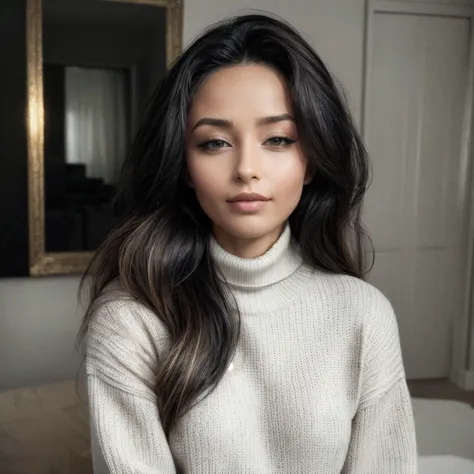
[85,225,418,473]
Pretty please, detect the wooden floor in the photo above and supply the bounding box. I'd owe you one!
[408,378,474,409]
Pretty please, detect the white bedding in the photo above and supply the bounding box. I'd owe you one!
[419,456,474,473]
[412,397,474,462]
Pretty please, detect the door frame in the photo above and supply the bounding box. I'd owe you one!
[361,0,474,389]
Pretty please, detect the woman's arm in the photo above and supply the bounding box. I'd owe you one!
[342,288,417,473]
[88,375,176,474]
[85,297,176,473]
[342,378,417,473]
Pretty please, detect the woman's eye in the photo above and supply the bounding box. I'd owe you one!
[198,139,229,151]
[266,136,296,147]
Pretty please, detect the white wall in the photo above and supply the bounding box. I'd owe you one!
[0,0,366,391]
[0,276,83,390]
[182,0,366,124]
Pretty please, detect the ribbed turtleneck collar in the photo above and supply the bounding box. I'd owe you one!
[209,225,303,288]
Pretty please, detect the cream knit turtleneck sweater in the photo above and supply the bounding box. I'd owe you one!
[85,225,418,473]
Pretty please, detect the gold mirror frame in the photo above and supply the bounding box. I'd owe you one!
[26,0,183,276]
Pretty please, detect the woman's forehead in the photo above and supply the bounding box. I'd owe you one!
[189,64,293,122]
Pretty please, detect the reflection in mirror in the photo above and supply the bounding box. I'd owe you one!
[42,0,166,252]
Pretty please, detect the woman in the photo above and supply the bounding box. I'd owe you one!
[80,13,417,473]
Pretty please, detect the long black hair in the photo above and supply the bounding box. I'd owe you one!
[79,13,371,437]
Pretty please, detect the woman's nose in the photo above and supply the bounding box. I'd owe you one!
[234,142,262,183]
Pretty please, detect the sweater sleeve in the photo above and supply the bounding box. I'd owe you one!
[342,378,417,473]
[85,299,176,474]
[342,289,418,473]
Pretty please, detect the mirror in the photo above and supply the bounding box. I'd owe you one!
[26,0,182,275]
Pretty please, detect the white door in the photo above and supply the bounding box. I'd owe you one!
[362,4,473,379]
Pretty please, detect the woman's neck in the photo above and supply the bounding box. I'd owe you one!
[211,224,285,259]
[209,224,302,288]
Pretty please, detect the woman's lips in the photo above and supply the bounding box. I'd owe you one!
[228,200,269,212]
[227,192,270,203]
[226,193,270,212]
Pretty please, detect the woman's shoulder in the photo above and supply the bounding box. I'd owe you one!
[85,280,168,396]
[310,271,404,389]
[307,268,398,331]
[87,280,168,342]
[309,268,390,303]
[85,280,169,367]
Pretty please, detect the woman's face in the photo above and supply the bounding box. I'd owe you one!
[186,64,308,254]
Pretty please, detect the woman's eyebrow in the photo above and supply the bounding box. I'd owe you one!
[257,114,294,125]
[192,117,232,130]
[192,114,294,131]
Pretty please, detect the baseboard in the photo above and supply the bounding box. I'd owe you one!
[450,368,474,391]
